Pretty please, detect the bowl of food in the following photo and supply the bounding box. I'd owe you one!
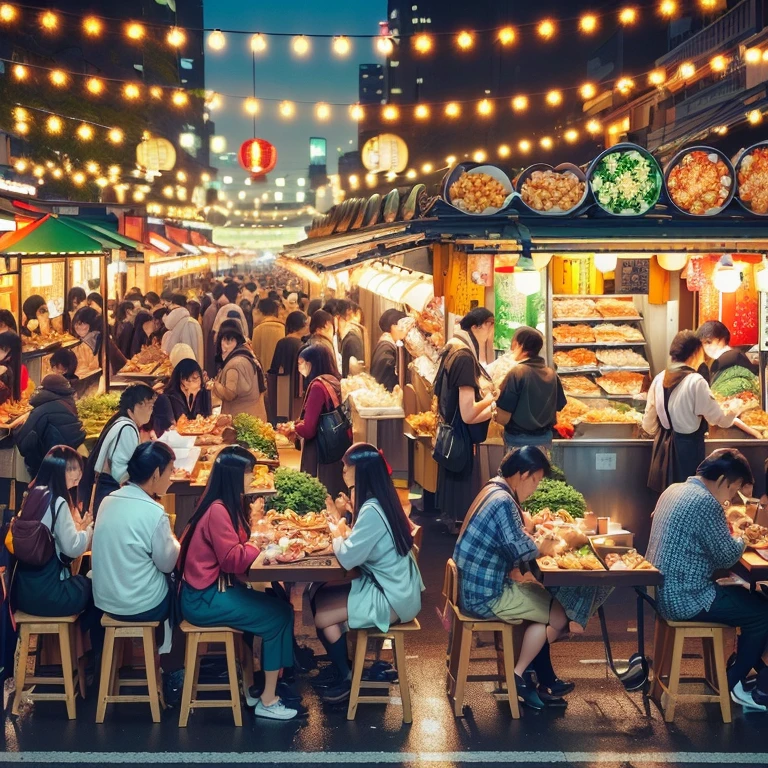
[443,163,515,215]
[588,143,663,216]
[516,163,589,216]
[735,142,768,215]
[664,146,735,216]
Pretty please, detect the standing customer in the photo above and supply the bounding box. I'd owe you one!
[251,298,285,370]
[63,287,87,334]
[202,283,225,378]
[497,327,566,451]
[179,446,298,721]
[434,308,497,531]
[113,301,137,359]
[370,309,407,392]
[267,311,308,424]
[161,294,204,367]
[646,448,768,711]
[313,443,423,702]
[306,310,339,374]
[208,319,267,420]
[338,300,366,378]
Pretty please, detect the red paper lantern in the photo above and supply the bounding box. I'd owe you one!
[238,138,277,177]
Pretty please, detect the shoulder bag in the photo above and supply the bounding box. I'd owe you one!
[314,377,352,464]
[432,347,472,473]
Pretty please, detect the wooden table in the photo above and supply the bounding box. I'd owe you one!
[247,554,358,584]
[731,550,768,587]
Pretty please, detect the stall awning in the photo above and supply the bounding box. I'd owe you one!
[146,233,184,255]
[0,214,104,255]
[58,218,144,252]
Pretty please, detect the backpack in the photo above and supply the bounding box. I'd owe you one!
[4,488,55,567]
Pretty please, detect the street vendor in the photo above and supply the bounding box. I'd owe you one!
[370,309,407,392]
[696,320,759,385]
[153,357,212,437]
[644,331,758,492]
[20,295,50,337]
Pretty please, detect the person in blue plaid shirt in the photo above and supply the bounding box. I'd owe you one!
[453,447,570,710]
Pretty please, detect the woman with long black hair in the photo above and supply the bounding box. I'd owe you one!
[0,331,22,404]
[312,443,424,703]
[178,446,298,721]
[13,446,93,617]
[113,300,138,359]
[63,287,87,333]
[129,310,155,357]
[153,357,212,436]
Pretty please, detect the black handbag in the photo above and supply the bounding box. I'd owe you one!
[314,377,352,464]
[432,407,471,473]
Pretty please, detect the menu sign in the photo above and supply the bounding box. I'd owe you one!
[617,259,650,294]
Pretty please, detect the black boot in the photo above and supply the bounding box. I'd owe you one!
[320,635,352,704]
[514,673,546,710]
[532,641,575,697]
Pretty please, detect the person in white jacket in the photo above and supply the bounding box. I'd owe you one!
[161,294,204,367]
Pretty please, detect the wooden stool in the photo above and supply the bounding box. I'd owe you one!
[178,621,253,727]
[442,558,522,718]
[651,617,732,723]
[12,612,86,719]
[347,620,420,723]
[96,615,162,723]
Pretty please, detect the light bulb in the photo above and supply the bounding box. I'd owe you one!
[376,36,393,55]
[167,27,186,47]
[537,20,555,39]
[414,33,432,53]
[126,22,145,41]
[518,139,531,153]
[580,14,598,33]
[422,163,433,173]
[124,83,140,100]
[648,68,667,86]
[315,102,331,121]
[172,91,189,106]
[445,102,460,118]
[13,107,28,122]
[12,64,27,81]
[109,128,124,144]
[414,104,430,120]
[279,100,296,118]
[83,16,102,36]
[96,177,108,188]
[514,270,541,296]
[679,62,695,79]
[512,95,528,112]
[586,119,602,135]
[477,98,493,116]
[292,35,310,56]
[0,4,17,23]
[540,136,553,150]
[86,161,99,175]
[52,168,62,179]
[40,11,58,31]
[745,47,762,63]
[382,105,399,121]
[76,124,94,141]
[564,129,579,143]
[498,144,511,158]
[14,121,29,135]
[659,0,677,17]
[349,104,364,121]
[208,29,226,50]
[14,160,27,172]
[446,155,457,165]
[472,150,487,163]
[86,77,104,95]
[748,109,763,125]
[619,7,637,25]
[332,36,351,56]
[498,27,516,46]
[546,90,562,106]
[594,253,618,273]
[406,169,417,179]
[710,55,727,72]
[206,92,222,110]
[244,98,260,115]
[580,83,596,100]
[251,33,267,53]
[713,255,742,293]
[50,69,67,87]
[616,77,635,94]
[457,31,474,50]
[150,86,163,99]
[46,116,62,134]
[72,171,86,186]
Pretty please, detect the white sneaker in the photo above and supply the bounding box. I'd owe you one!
[731,681,768,712]
[253,698,298,720]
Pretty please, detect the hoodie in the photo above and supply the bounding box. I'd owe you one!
[161,307,204,367]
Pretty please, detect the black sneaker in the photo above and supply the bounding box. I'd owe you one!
[537,687,568,708]
[310,667,342,689]
[320,679,351,704]
[163,669,185,708]
[545,678,575,696]
[514,673,545,711]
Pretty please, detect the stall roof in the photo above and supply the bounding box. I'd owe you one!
[0,214,104,255]
[146,232,184,256]
[58,218,144,252]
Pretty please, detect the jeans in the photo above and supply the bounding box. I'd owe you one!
[693,584,768,690]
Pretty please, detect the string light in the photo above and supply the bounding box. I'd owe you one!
[33,166,44,178]
[13,107,28,121]
[537,20,556,40]
[679,61,695,79]
[76,124,94,141]
[86,161,99,174]
[108,165,120,177]
[315,102,331,120]
[518,139,532,154]
[208,29,226,50]
[244,97,260,115]
[457,31,474,50]
[745,47,761,63]
[446,155,457,165]
[564,128,579,143]
[498,27,516,46]
[332,36,351,56]
[150,86,163,99]
[40,11,58,31]
[472,150,487,163]
[349,104,365,121]
[206,92,222,110]
[498,144,511,158]
[382,104,399,121]
[748,109,763,125]
[14,160,27,173]
[172,91,189,107]
[580,83,596,100]
[414,104,430,120]
[0,4,17,23]
[414,33,433,54]
[445,102,460,118]
[50,69,67,87]
[406,169,417,179]
[46,116,62,134]
[279,100,296,118]
[512,95,528,112]
[376,36,393,55]
[14,121,29,136]
[72,171,86,186]
[586,119,602,134]
[12,64,27,81]
[83,16,102,36]
[540,136,553,150]
[292,35,310,56]
[616,77,635,95]
[580,14,598,33]
[126,22,145,40]
[96,177,108,188]
[167,27,186,47]
[659,1,678,17]
[422,162,433,173]
[648,68,667,85]
[124,83,140,100]
[619,7,638,24]
[251,33,267,53]
[477,98,493,116]
[546,90,562,106]
[86,77,104,95]
[52,168,62,179]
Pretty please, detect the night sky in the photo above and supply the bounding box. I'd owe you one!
[204,1,386,196]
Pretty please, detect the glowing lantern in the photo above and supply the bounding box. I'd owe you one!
[238,138,278,177]
[361,133,408,173]
[136,137,176,172]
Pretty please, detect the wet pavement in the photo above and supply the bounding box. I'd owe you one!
[3,513,768,767]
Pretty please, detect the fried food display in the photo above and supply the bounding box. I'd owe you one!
[580,407,641,424]
[595,370,645,395]
[520,169,586,213]
[593,323,644,343]
[737,146,768,214]
[667,150,732,214]
[560,376,601,396]
[553,349,598,368]
[604,549,654,570]
[596,348,649,368]
[406,399,438,437]
[595,299,640,318]
[121,346,167,374]
[743,523,768,549]
[176,414,219,435]
[552,298,600,319]
[449,171,509,214]
[553,324,596,344]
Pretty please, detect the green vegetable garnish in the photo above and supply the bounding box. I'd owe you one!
[232,413,278,459]
[270,468,329,516]
[710,366,760,399]
[523,478,587,519]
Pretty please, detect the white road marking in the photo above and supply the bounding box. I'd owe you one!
[0,752,765,764]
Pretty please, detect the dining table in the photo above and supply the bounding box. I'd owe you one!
[247,553,359,585]
[730,549,768,588]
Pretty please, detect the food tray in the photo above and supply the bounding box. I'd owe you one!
[554,316,643,323]
[516,162,589,216]
[535,558,662,587]
[554,342,646,347]
[404,424,435,442]
[598,365,649,373]
[355,405,405,419]
[573,421,639,439]
[555,365,600,374]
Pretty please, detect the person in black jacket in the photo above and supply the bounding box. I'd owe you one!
[370,309,407,392]
[696,320,759,386]
[153,358,212,436]
[14,375,86,477]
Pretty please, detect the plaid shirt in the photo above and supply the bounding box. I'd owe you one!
[453,479,539,618]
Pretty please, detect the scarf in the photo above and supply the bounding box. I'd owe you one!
[662,364,695,390]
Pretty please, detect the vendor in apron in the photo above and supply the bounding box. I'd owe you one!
[644,331,758,493]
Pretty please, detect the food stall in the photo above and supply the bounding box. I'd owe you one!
[282,141,768,549]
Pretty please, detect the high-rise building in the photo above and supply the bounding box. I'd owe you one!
[359,64,387,105]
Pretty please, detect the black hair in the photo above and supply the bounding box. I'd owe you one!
[299,342,338,383]
[87,292,103,309]
[171,293,187,308]
[72,306,101,334]
[130,310,154,355]
[286,311,308,335]
[127,441,176,485]
[178,445,257,575]
[459,307,494,331]
[322,299,340,317]
[119,382,156,418]
[336,299,353,318]
[669,330,703,364]
[153,307,168,321]
[697,320,730,345]
[114,301,135,324]
[125,290,143,304]
[268,290,281,302]
[67,286,86,310]
[343,443,413,557]
[171,357,204,387]
[258,298,279,317]
[187,299,201,320]
[144,291,160,307]
[498,446,552,480]
[307,299,323,317]
[309,309,333,335]
[22,295,47,325]
[33,445,83,510]
[245,282,257,292]
[212,283,226,301]
[215,319,247,363]
[512,326,544,357]
[697,448,754,487]
[49,347,78,378]
[0,309,17,333]
[0,331,22,400]
[160,289,174,303]
[224,282,240,304]
[379,308,407,333]
[200,294,212,317]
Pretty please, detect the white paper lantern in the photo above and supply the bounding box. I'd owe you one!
[514,270,541,296]
[713,254,742,294]
[756,259,768,292]
[593,253,618,273]
[657,253,689,271]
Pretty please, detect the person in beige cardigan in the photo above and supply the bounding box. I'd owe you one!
[207,319,267,421]
[251,298,285,370]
